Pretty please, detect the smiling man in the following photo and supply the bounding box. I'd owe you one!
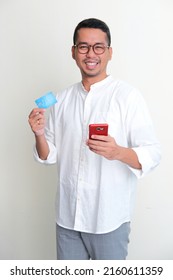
[72,26,112,89]
[28,18,161,260]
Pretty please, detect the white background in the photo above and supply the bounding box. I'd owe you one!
[0,0,172,260]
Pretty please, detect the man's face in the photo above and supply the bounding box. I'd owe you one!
[72,28,112,82]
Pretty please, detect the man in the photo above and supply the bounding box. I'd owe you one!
[28,18,161,260]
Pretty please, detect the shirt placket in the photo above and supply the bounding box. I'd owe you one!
[73,92,91,229]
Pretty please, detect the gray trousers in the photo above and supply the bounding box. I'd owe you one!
[56,222,130,260]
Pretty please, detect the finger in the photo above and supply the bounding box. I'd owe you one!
[90,134,111,142]
[28,111,45,132]
[89,142,107,152]
[28,108,45,119]
[88,139,108,149]
[29,112,45,127]
[31,119,45,133]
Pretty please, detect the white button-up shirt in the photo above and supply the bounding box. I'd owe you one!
[34,76,161,234]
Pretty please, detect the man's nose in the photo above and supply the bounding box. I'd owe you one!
[86,46,95,56]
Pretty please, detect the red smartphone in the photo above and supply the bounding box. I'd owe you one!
[89,123,108,139]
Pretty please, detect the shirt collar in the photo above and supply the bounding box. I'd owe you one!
[79,75,113,93]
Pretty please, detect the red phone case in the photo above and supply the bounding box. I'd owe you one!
[89,123,108,139]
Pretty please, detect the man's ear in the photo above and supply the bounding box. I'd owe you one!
[109,47,113,61]
[71,46,76,60]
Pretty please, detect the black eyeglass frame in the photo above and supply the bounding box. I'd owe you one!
[73,43,110,55]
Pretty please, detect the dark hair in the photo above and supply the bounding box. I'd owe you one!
[73,18,111,46]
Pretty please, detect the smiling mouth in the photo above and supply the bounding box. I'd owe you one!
[85,61,99,69]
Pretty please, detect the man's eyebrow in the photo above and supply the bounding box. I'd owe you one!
[76,41,105,45]
[76,42,88,44]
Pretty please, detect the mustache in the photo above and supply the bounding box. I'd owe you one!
[83,59,100,63]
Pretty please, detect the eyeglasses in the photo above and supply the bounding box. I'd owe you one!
[74,43,110,55]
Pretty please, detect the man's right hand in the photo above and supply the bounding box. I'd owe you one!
[28,108,49,160]
[28,108,46,136]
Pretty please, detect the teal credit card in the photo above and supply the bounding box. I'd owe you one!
[35,92,57,108]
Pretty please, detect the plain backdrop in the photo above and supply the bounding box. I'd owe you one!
[0,0,173,260]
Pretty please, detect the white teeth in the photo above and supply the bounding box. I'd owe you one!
[86,62,97,66]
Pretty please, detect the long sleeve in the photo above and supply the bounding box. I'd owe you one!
[125,88,161,178]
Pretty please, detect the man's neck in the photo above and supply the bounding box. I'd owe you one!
[82,75,108,92]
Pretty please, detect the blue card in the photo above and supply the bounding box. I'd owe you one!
[35,92,57,109]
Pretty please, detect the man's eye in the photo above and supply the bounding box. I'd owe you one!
[95,45,104,50]
[79,45,88,49]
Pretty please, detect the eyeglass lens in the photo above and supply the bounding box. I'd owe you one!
[76,43,108,54]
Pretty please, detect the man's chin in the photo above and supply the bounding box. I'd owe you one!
[82,70,100,78]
